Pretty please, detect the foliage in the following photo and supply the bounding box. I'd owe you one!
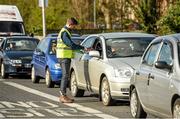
[157,1,180,35]
[0,0,179,35]
[127,0,160,33]
[0,0,72,35]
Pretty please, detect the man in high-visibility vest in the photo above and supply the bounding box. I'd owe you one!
[57,17,84,103]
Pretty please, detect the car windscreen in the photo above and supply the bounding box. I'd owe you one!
[106,37,154,58]
[0,21,25,34]
[5,38,38,51]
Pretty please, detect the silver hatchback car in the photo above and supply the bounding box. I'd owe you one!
[70,32,155,106]
[130,33,180,118]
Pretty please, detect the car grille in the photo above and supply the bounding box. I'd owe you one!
[17,67,31,72]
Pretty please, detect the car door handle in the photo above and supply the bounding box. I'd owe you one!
[150,75,154,79]
[136,71,140,75]
[148,73,154,79]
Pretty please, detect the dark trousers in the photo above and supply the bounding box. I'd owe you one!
[58,58,71,96]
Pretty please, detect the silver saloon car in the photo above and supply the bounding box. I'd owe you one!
[130,33,180,118]
[70,32,155,106]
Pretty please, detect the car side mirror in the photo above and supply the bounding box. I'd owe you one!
[155,61,172,70]
[89,50,100,58]
[29,33,34,37]
[141,60,146,64]
[34,49,44,56]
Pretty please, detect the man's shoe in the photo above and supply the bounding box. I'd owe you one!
[59,95,74,103]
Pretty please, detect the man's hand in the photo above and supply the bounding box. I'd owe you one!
[84,47,93,51]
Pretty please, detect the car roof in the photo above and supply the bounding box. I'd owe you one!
[46,33,81,37]
[163,33,180,41]
[152,33,180,43]
[72,36,84,40]
[3,35,39,40]
[45,36,84,40]
[89,32,156,39]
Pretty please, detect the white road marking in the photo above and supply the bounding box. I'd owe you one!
[4,82,119,119]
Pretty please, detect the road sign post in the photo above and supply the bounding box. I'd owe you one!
[39,0,48,37]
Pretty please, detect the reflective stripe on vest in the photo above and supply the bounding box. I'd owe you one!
[56,28,74,58]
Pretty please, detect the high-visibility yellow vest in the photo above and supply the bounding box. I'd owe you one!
[56,28,74,58]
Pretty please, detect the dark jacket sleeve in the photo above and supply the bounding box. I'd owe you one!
[61,32,84,50]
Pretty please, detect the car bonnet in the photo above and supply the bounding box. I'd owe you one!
[4,51,33,60]
[108,57,142,70]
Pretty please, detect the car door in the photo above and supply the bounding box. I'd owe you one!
[34,38,47,77]
[148,40,173,114]
[75,36,97,89]
[38,38,49,76]
[88,38,104,91]
[136,42,161,108]
[0,39,5,62]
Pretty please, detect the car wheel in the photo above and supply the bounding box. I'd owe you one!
[101,77,113,106]
[31,66,40,83]
[45,69,54,88]
[130,88,147,118]
[1,63,8,79]
[173,98,180,118]
[70,71,84,97]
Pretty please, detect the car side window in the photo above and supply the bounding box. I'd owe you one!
[93,38,103,56]
[157,42,173,65]
[143,43,161,66]
[0,40,5,49]
[81,36,97,48]
[37,38,47,52]
[49,39,57,54]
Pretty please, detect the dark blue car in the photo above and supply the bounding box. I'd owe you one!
[31,36,84,88]
[0,36,39,78]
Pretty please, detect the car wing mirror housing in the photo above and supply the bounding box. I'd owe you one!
[34,49,45,56]
[89,50,100,58]
[155,61,172,70]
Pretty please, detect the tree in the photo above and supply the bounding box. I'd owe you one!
[70,0,93,29]
[157,0,180,34]
[127,0,160,33]
[98,0,112,29]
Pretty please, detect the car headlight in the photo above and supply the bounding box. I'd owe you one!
[115,68,133,78]
[54,63,61,69]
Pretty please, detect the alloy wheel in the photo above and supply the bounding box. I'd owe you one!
[173,99,180,119]
[130,90,138,117]
[31,66,40,83]
[45,69,54,88]
[101,77,112,106]
[70,71,84,97]
[1,63,5,77]
[31,66,35,82]
[71,71,77,95]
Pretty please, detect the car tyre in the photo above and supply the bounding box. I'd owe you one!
[173,98,180,118]
[31,66,40,83]
[45,69,54,88]
[1,63,8,79]
[101,77,113,106]
[130,88,147,118]
[70,71,84,97]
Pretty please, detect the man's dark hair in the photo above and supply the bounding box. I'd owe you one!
[67,17,78,25]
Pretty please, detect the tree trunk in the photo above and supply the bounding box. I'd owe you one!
[99,0,112,29]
